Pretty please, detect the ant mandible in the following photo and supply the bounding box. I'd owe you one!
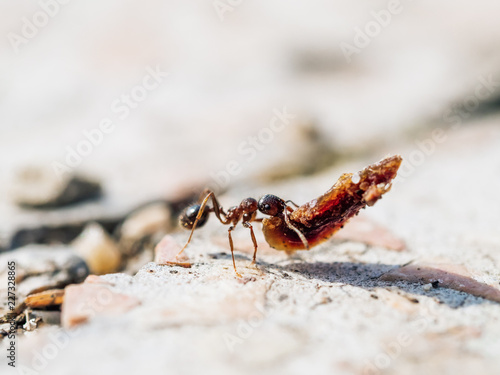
[176,155,402,277]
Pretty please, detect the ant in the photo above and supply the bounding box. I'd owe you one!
[176,155,402,277]
[178,192,305,277]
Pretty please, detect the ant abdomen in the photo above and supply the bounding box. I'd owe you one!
[179,204,209,230]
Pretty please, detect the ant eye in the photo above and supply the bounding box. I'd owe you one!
[179,204,209,230]
[258,194,284,216]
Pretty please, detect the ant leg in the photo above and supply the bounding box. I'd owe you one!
[242,222,258,264]
[283,208,310,250]
[197,188,212,203]
[177,191,231,260]
[227,225,242,278]
[177,192,216,258]
[205,192,230,225]
[285,200,300,208]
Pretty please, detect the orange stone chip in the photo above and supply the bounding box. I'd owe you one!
[25,289,65,308]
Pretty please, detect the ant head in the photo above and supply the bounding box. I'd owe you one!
[258,194,285,216]
[179,204,209,230]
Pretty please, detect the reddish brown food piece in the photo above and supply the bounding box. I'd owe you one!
[261,155,402,251]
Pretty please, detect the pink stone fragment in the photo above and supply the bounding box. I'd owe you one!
[335,216,406,251]
[83,275,110,284]
[154,235,191,267]
[380,263,500,303]
[61,283,140,328]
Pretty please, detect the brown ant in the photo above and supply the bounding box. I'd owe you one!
[177,155,402,277]
[178,192,306,277]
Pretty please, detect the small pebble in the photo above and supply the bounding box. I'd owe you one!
[72,223,122,275]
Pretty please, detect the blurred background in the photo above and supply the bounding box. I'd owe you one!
[2,0,500,245]
[1,1,500,374]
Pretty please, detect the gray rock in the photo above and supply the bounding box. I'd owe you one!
[6,219,120,251]
[12,168,101,209]
[117,201,172,257]
[0,245,88,313]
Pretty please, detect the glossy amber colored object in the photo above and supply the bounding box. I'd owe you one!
[261,155,402,251]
